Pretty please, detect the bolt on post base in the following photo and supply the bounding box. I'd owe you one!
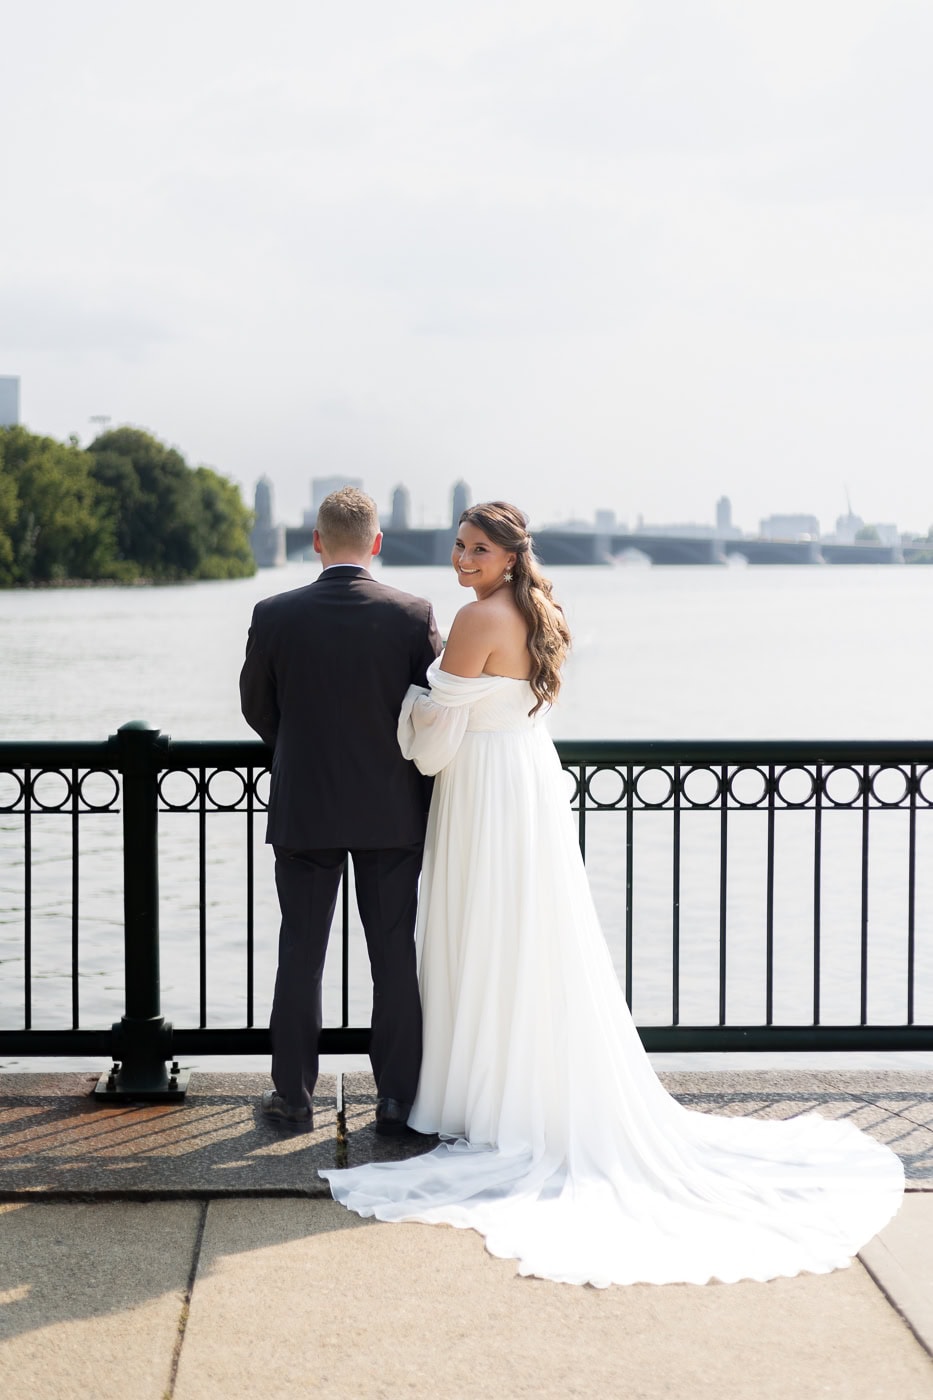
[93,1057,190,1101]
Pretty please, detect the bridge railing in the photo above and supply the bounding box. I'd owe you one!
[2,727,932,1096]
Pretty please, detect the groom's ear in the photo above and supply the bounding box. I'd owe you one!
[371,531,384,558]
[312,529,324,556]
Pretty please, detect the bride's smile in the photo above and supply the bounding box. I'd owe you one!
[452,522,516,598]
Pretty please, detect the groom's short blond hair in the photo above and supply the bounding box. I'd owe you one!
[316,487,380,553]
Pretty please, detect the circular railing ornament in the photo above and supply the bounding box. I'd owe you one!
[585,766,627,809]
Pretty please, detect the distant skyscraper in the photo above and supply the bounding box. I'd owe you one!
[254,476,274,528]
[833,511,864,543]
[250,477,286,567]
[451,480,470,528]
[390,485,410,530]
[712,497,742,539]
[0,376,20,427]
[303,475,365,526]
[759,513,820,541]
[312,475,363,512]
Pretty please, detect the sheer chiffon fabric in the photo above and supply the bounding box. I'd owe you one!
[320,659,903,1287]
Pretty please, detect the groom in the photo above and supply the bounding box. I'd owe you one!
[239,487,441,1132]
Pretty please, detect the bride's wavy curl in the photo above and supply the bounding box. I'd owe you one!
[459,501,571,715]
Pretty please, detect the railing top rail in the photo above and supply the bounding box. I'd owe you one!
[554,739,933,764]
[162,739,273,768]
[0,739,121,766]
[4,734,933,769]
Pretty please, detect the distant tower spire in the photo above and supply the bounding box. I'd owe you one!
[451,480,470,528]
[390,485,410,530]
[0,377,19,428]
[254,476,274,528]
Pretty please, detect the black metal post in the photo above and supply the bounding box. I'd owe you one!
[94,721,189,1100]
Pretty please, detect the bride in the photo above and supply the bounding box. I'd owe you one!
[321,501,904,1287]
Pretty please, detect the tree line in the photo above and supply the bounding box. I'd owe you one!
[0,426,255,585]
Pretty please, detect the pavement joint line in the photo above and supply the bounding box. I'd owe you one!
[165,1199,209,1400]
[859,1246,933,1363]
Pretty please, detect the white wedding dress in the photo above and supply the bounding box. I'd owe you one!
[320,659,904,1287]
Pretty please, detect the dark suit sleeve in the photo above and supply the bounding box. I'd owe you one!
[239,610,280,749]
[414,606,443,687]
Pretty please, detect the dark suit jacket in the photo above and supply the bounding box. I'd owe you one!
[239,567,442,849]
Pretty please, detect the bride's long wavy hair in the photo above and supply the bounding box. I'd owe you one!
[458,501,571,715]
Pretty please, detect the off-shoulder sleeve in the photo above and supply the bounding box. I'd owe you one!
[397,686,469,775]
[397,655,511,776]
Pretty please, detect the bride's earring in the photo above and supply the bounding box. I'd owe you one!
[503,569,513,582]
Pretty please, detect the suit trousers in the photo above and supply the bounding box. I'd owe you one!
[270,844,424,1109]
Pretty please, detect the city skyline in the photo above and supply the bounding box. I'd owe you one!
[249,475,925,568]
[264,474,922,546]
[3,373,927,538]
[7,391,933,541]
[276,473,918,542]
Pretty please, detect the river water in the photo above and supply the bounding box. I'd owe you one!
[2,560,932,1072]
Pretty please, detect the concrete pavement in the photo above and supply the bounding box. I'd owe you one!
[0,1070,932,1400]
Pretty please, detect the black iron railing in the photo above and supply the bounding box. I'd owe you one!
[2,727,933,1096]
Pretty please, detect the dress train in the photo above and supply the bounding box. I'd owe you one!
[320,660,903,1287]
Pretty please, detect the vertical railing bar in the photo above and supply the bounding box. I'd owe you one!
[766,764,775,1026]
[671,763,681,1027]
[245,765,255,1028]
[718,763,728,1026]
[907,764,917,1026]
[860,763,870,1026]
[24,766,32,1030]
[71,767,80,1030]
[813,763,822,1026]
[577,763,586,861]
[199,766,207,1028]
[625,764,634,1011]
[341,860,350,1028]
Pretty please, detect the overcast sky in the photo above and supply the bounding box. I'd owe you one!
[2,0,932,534]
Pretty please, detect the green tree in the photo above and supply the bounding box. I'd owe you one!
[88,428,255,581]
[855,525,880,543]
[88,427,202,579]
[0,442,20,584]
[191,466,255,579]
[0,425,255,586]
[0,427,118,582]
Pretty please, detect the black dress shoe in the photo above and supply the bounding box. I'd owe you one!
[374,1097,413,1136]
[260,1089,313,1128]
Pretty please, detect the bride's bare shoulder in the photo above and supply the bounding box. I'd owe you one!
[443,598,520,676]
[447,600,487,635]
[451,594,520,635]
[441,603,489,675]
